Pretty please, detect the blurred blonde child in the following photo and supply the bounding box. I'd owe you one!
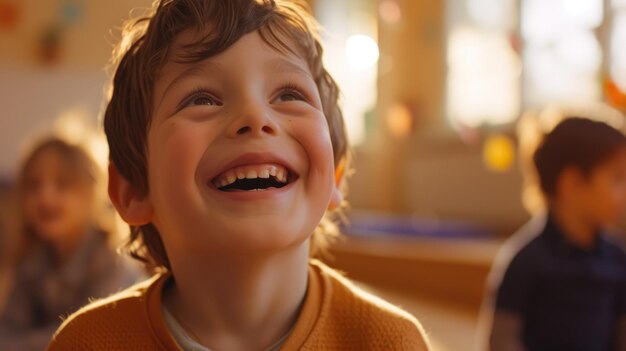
[0,137,142,351]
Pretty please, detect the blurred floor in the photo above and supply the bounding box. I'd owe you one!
[327,234,500,351]
[327,234,501,311]
[357,282,478,351]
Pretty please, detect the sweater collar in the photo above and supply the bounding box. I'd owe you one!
[145,261,326,350]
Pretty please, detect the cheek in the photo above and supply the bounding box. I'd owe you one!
[147,121,218,217]
[74,188,95,214]
[22,194,37,217]
[295,118,334,171]
[56,187,90,217]
[290,117,335,199]
[590,178,626,216]
[610,183,626,212]
[22,199,41,229]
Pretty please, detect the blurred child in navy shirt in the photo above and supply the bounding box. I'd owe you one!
[486,117,626,351]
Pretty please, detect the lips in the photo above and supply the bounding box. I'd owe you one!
[207,153,299,192]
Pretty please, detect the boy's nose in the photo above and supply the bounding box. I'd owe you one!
[227,100,278,138]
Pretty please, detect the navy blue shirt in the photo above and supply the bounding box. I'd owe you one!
[494,215,626,351]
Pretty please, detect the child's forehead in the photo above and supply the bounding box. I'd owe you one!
[153,29,315,103]
[26,150,85,180]
[161,28,312,78]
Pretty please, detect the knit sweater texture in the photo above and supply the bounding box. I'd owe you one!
[47,259,430,350]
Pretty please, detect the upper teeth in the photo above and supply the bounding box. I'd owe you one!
[213,164,288,188]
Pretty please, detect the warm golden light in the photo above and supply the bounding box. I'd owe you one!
[386,103,413,138]
[345,34,380,70]
[483,134,515,172]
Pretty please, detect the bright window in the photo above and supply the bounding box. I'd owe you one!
[315,0,379,145]
[446,0,617,129]
[521,0,603,107]
[446,0,521,128]
[611,1,626,91]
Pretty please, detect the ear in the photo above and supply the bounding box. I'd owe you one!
[329,161,345,210]
[108,163,153,226]
[328,184,343,210]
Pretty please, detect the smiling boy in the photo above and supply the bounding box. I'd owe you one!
[46,0,429,350]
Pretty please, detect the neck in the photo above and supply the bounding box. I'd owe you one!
[550,201,598,249]
[164,240,310,351]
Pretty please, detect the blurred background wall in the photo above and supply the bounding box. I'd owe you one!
[2,0,625,230]
[0,0,150,177]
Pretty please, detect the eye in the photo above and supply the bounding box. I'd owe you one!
[274,85,308,103]
[278,90,304,102]
[192,96,217,106]
[181,90,222,109]
[188,94,219,106]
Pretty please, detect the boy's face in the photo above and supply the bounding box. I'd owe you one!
[142,30,339,255]
[576,147,626,227]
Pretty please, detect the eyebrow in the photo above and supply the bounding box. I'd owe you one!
[157,56,313,108]
[157,61,219,108]
[266,57,313,80]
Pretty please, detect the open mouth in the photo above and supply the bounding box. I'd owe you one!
[211,164,295,192]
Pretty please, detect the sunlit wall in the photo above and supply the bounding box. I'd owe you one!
[446,0,521,128]
[522,0,604,107]
[315,0,379,145]
[611,0,626,92]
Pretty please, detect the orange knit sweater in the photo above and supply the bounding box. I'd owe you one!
[47,260,430,350]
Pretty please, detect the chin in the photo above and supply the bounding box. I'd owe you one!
[210,218,315,253]
[248,226,310,251]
